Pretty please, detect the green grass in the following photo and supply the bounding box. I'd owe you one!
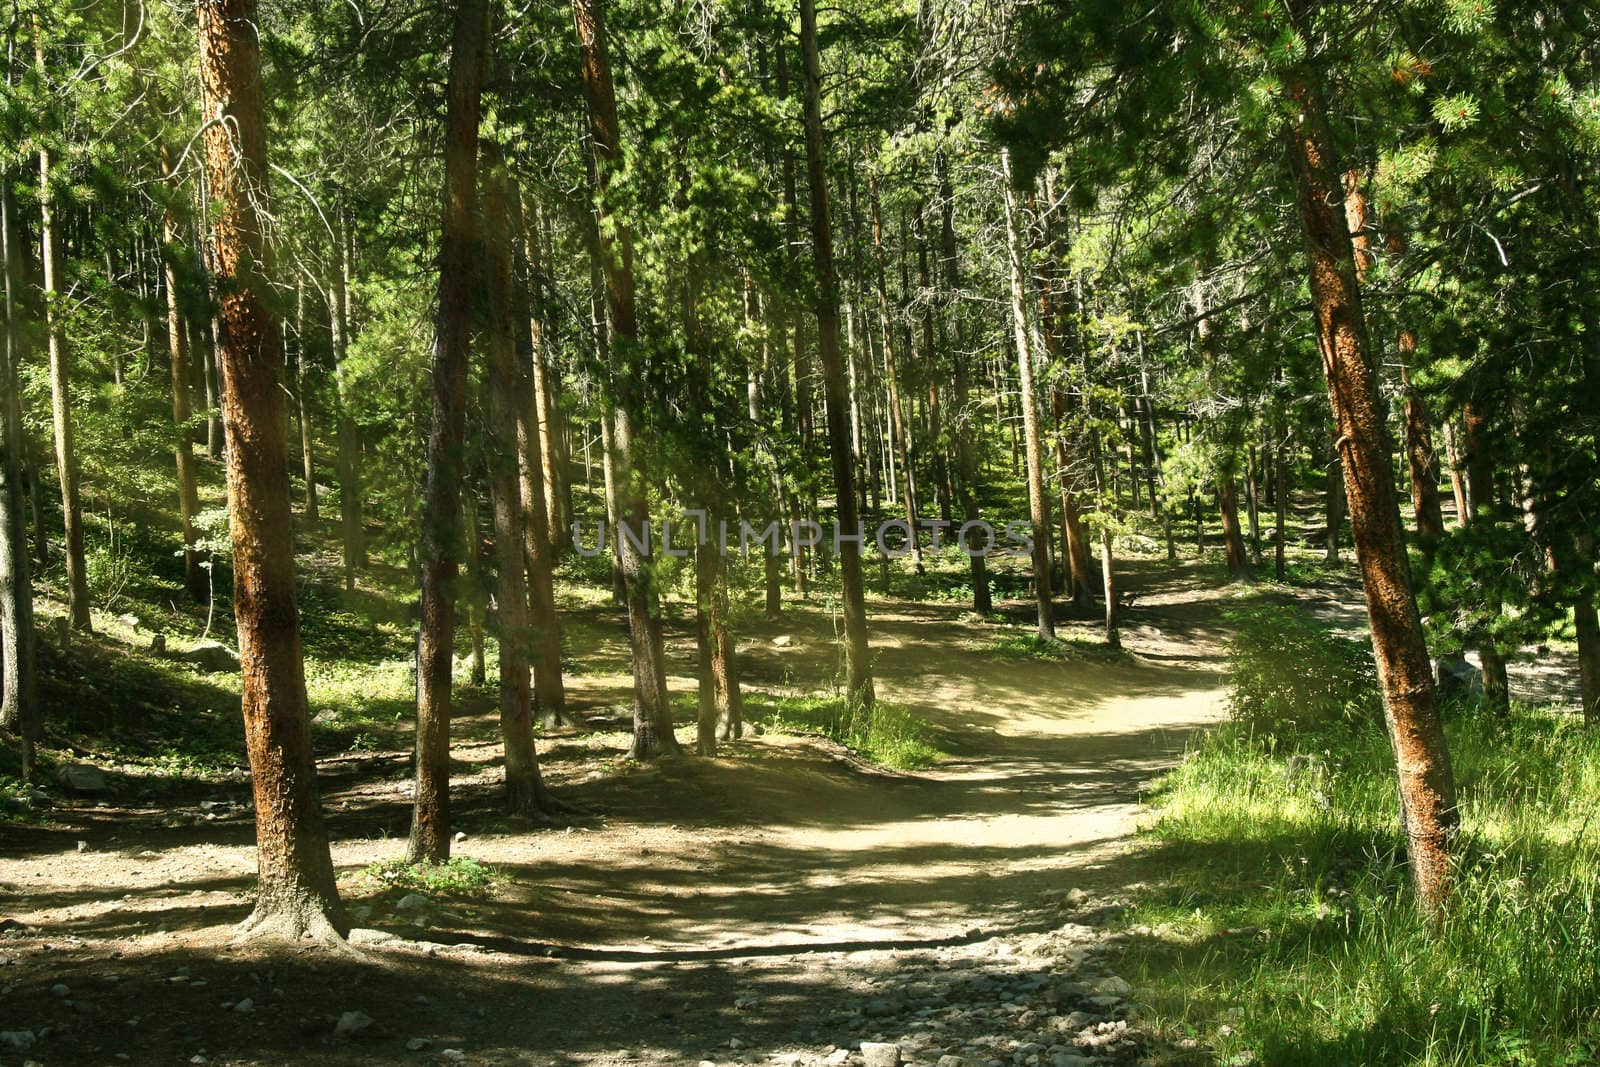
[990,630,1128,661]
[742,692,947,770]
[359,856,502,898]
[1114,602,1600,1065]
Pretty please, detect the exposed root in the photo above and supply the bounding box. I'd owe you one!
[232,899,353,952]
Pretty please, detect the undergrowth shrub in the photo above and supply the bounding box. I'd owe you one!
[1224,602,1379,729]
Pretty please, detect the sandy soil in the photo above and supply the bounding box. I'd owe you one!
[0,563,1237,1066]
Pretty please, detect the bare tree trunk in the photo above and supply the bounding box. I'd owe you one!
[1324,431,1345,563]
[523,201,569,556]
[868,174,922,576]
[1274,417,1288,581]
[573,0,680,754]
[1052,391,1094,608]
[408,0,489,864]
[0,178,38,779]
[482,144,553,815]
[1443,419,1469,527]
[509,177,567,730]
[197,0,345,940]
[1218,479,1253,581]
[1401,354,1444,549]
[1285,70,1455,915]
[464,491,486,688]
[294,279,319,523]
[1245,444,1262,567]
[33,53,90,631]
[331,209,363,591]
[799,0,874,708]
[999,149,1054,640]
[160,145,206,603]
[1461,399,1510,714]
[938,151,989,615]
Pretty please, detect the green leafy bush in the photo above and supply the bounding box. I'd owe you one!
[361,856,500,898]
[1224,602,1379,729]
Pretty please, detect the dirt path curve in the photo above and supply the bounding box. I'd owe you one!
[0,563,1233,1066]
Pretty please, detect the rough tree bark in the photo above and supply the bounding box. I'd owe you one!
[196,0,345,939]
[330,209,363,591]
[160,144,207,603]
[408,0,489,864]
[799,0,874,708]
[509,178,568,730]
[1461,399,1510,714]
[482,144,555,816]
[34,36,91,631]
[0,179,38,779]
[938,151,990,614]
[999,148,1055,640]
[573,0,681,753]
[1284,71,1456,915]
[868,174,923,576]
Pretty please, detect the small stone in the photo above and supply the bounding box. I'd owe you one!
[453,831,467,843]
[826,1050,850,1065]
[727,1036,745,1049]
[183,642,241,673]
[149,633,167,654]
[335,1010,374,1037]
[440,1051,465,1063]
[76,840,88,853]
[936,1057,974,1067]
[396,894,428,912]
[860,1041,901,1067]
[1091,977,1131,996]
[0,1031,35,1051]
[57,763,109,794]
[405,1037,431,1051]
[1049,1056,1091,1067]
[772,634,795,647]
[233,998,254,1014]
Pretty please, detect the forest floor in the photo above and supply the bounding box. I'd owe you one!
[0,556,1243,1066]
[0,554,1575,1066]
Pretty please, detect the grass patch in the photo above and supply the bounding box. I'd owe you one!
[990,630,1126,661]
[743,692,947,770]
[1115,600,1600,1065]
[360,856,502,898]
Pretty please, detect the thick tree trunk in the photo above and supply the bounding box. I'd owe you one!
[408,0,489,864]
[573,0,680,753]
[799,0,874,708]
[482,145,552,815]
[197,0,345,940]
[1285,73,1455,915]
[1576,585,1600,727]
[161,146,207,603]
[0,179,38,778]
[999,149,1055,640]
[35,124,91,631]
[1218,479,1253,581]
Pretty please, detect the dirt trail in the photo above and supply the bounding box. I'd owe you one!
[0,563,1234,1065]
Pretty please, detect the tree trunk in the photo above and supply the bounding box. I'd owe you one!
[523,202,569,556]
[509,177,567,730]
[573,0,680,754]
[331,210,363,591]
[1461,399,1510,713]
[938,151,989,615]
[868,174,922,577]
[1400,354,1445,549]
[34,88,91,631]
[293,280,318,523]
[1284,71,1455,915]
[482,144,552,815]
[1274,418,1288,581]
[1324,431,1345,563]
[1245,445,1262,567]
[799,0,874,708]
[197,0,345,940]
[1443,419,1469,527]
[160,145,207,603]
[999,149,1055,640]
[0,178,38,779]
[408,0,489,864]
[1218,479,1253,580]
